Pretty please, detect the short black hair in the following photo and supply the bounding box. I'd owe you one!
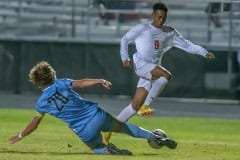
[153,2,168,13]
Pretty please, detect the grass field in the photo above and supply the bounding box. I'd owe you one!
[1,108,240,160]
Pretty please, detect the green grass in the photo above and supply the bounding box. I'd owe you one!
[1,108,240,160]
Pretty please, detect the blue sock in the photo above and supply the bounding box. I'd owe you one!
[121,123,152,139]
[93,147,108,154]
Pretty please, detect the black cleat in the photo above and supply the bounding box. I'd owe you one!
[155,137,178,149]
[161,138,177,149]
[107,143,133,155]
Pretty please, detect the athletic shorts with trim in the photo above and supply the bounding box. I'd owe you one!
[133,54,158,91]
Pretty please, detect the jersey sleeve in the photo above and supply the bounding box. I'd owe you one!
[120,24,146,61]
[35,103,46,116]
[171,29,207,57]
[64,78,74,89]
[35,111,44,118]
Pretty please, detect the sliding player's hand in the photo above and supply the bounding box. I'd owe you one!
[102,80,112,90]
[9,133,22,144]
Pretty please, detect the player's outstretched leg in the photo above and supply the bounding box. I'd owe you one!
[119,122,177,149]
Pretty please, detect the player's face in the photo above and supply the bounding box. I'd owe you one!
[152,10,167,28]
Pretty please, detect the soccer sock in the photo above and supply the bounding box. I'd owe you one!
[117,104,136,122]
[101,132,112,145]
[144,77,168,106]
[93,147,108,154]
[121,123,152,140]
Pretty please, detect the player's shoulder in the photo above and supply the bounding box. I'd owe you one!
[161,25,175,33]
[133,22,149,30]
[136,22,149,27]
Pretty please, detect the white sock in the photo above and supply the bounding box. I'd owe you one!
[117,104,136,122]
[144,77,168,106]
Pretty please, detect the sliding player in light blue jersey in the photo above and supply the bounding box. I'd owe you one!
[9,61,177,155]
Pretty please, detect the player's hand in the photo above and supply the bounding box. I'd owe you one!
[122,59,132,68]
[101,79,112,90]
[205,52,215,59]
[9,133,22,144]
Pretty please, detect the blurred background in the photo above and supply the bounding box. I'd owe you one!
[0,0,239,100]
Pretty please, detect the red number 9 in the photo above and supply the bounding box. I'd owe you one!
[154,40,160,49]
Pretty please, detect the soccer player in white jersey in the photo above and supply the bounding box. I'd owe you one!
[9,61,177,155]
[102,2,215,144]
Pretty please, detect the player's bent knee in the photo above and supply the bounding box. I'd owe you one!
[167,72,172,80]
[163,70,172,80]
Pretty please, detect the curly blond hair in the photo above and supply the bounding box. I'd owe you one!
[29,61,56,88]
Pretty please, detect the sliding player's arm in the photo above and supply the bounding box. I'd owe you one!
[72,79,112,90]
[9,112,44,144]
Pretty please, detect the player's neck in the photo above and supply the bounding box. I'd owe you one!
[151,22,162,29]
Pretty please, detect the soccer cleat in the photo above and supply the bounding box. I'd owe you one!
[160,138,177,149]
[137,105,155,116]
[153,135,178,149]
[107,143,133,155]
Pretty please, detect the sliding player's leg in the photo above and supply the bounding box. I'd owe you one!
[79,110,132,155]
[103,114,177,149]
[102,79,150,145]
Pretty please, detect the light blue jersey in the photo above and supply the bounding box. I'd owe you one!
[36,79,100,136]
[35,78,152,150]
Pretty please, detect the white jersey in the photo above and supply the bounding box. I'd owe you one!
[120,22,207,64]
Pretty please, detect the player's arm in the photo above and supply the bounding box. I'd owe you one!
[72,79,112,90]
[171,29,215,59]
[120,35,132,68]
[9,112,44,144]
[205,52,215,59]
[120,24,145,68]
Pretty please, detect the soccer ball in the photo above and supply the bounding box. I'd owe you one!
[148,129,167,149]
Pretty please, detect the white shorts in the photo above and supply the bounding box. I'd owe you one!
[133,54,157,91]
[137,78,152,91]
